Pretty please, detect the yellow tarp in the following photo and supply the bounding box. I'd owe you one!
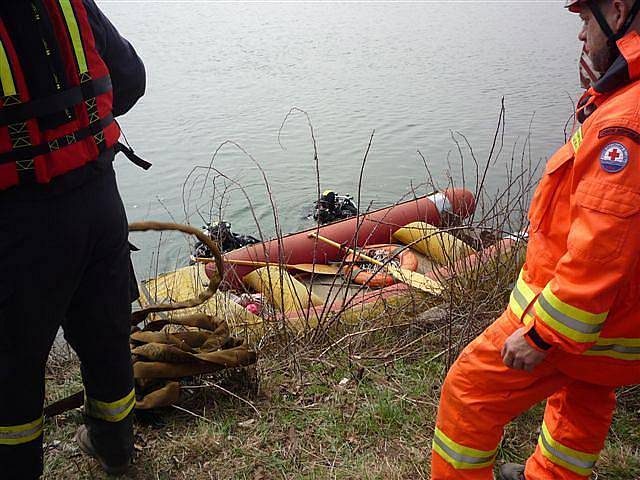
[138,265,263,338]
[243,266,324,315]
[393,222,475,265]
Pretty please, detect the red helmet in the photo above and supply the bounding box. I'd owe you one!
[565,0,584,13]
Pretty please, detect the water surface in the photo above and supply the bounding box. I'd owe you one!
[99,1,583,274]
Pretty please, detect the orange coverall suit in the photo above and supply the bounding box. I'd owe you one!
[431,32,640,480]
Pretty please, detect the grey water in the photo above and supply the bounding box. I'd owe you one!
[100,1,583,276]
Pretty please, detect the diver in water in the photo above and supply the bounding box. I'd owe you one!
[314,190,358,224]
[193,221,260,257]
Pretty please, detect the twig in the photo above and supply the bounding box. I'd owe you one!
[206,381,262,418]
[318,322,413,358]
[172,404,211,423]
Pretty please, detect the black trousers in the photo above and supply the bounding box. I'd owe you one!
[0,166,134,479]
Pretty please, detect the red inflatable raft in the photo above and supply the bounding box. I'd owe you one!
[207,188,475,287]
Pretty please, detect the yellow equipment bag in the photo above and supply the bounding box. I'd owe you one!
[392,222,475,265]
[139,265,264,337]
[243,266,324,314]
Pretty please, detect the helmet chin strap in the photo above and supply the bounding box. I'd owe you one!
[587,0,640,45]
[587,0,615,38]
[584,0,640,73]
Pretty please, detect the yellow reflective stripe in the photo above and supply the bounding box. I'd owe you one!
[584,337,640,360]
[509,293,535,326]
[85,389,135,423]
[58,0,88,75]
[508,270,537,325]
[538,422,597,477]
[541,423,598,463]
[571,126,584,153]
[0,39,16,96]
[0,416,43,445]
[535,286,606,343]
[518,273,536,301]
[596,337,640,347]
[432,427,497,470]
[541,286,606,326]
[535,304,601,343]
[508,291,524,318]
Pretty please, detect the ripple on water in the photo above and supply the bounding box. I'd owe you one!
[102,2,582,270]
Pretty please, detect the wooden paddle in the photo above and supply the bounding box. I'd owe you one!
[308,233,443,294]
[191,256,341,275]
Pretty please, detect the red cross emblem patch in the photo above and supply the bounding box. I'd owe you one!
[600,142,629,173]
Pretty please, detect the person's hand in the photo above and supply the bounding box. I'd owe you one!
[501,327,548,372]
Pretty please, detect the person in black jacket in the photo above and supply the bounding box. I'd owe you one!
[0,1,145,477]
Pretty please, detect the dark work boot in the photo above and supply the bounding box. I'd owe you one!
[75,414,134,476]
[499,463,526,480]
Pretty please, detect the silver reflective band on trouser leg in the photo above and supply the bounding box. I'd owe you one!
[0,416,44,445]
[85,389,135,423]
[432,427,498,469]
[538,422,598,477]
[427,192,453,215]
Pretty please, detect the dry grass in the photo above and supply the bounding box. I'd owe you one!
[43,300,640,479]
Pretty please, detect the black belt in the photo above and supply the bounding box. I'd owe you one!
[0,113,114,164]
[0,75,112,127]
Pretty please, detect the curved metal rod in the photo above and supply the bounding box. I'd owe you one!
[129,221,224,323]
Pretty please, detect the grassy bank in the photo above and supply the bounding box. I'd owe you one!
[43,295,640,479]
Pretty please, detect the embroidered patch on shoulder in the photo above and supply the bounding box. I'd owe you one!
[600,142,629,173]
[598,126,640,144]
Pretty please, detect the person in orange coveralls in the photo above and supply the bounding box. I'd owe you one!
[431,1,640,479]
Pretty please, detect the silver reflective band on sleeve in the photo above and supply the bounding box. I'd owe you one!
[427,192,453,214]
[585,339,640,360]
[0,416,43,445]
[537,295,604,335]
[590,344,640,354]
[534,286,607,343]
[507,270,537,325]
[511,284,530,313]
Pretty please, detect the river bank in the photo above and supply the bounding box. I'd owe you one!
[43,299,640,479]
[42,122,640,478]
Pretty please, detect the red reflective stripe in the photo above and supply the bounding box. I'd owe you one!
[0,162,17,188]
